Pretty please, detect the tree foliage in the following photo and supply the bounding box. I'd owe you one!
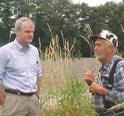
[0,0,124,57]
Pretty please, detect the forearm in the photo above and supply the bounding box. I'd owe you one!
[0,86,4,105]
[105,90,124,104]
[90,83,108,95]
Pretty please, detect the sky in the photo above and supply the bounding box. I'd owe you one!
[72,0,122,6]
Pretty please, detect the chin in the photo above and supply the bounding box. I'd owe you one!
[96,56,102,61]
[27,39,32,43]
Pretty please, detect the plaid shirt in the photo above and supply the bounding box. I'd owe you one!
[92,55,124,111]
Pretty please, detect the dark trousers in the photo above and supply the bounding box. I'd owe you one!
[97,108,124,116]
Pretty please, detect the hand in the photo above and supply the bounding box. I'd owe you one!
[84,70,95,86]
[0,89,5,105]
[89,83,108,95]
[36,95,40,99]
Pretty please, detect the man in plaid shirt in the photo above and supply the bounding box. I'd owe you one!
[84,30,124,116]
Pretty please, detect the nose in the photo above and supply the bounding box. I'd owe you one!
[94,46,96,51]
[30,32,33,36]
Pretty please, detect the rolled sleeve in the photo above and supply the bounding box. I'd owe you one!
[37,56,43,78]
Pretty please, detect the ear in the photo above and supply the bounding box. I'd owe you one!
[15,29,20,35]
[107,44,113,53]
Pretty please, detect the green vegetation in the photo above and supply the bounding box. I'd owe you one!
[40,76,98,116]
[39,34,98,116]
[0,0,124,57]
[39,32,124,116]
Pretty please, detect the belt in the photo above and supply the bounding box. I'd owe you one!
[4,89,34,96]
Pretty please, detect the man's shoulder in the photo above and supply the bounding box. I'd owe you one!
[29,44,39,53]
[29,44,37,48]
[118,58,124,62]
[0,42,14,59]
[116,58,124,68]
[0,42,14,52]
[29,44,38,50]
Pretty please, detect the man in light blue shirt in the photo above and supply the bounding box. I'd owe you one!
[0,17,42,116]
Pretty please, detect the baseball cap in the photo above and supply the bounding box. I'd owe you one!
[90,30,118,47]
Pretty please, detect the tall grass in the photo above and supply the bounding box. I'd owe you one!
[40,77,97,116]
[39,25,98,116]
[78,24,94,55]
[40,62,98,115]
[39,24,124,116]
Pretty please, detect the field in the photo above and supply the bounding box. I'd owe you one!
[40,58,100,116]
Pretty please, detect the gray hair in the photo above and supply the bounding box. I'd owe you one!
[105,40,116,53]
[15,17,35,30]
[105,40,112,46]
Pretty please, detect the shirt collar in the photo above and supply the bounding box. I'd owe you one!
[99,55,121,71]
[13,39,31,52]
[98,55,121,79]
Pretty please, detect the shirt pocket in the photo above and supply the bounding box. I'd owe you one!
[7,57,26,73]
[30,61,39,76]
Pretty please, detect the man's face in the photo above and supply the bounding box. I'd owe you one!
[15,21,34,45]
[94,39,111,62]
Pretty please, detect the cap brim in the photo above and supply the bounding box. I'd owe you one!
[90,35,106,41]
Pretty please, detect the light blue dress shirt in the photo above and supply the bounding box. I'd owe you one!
[0,39,42,93]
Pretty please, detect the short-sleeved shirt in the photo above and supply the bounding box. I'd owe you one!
[0,39,42,93]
